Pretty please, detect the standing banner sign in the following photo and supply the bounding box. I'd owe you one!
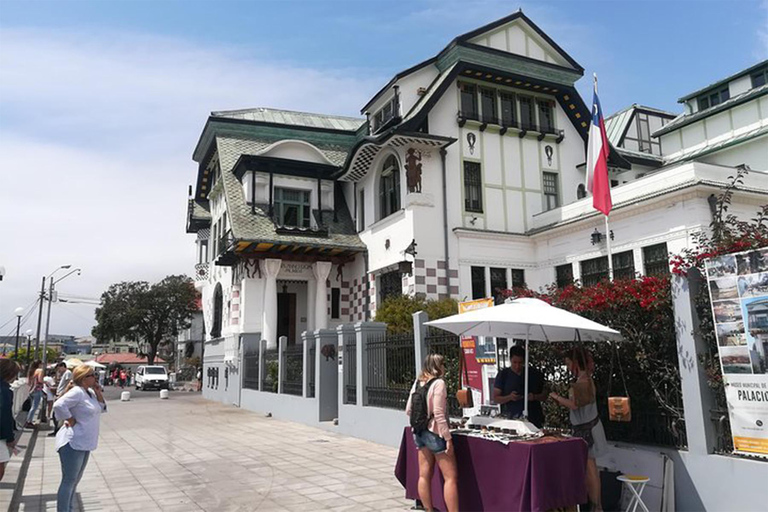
[704,247,768,457]
[458,298,494,411]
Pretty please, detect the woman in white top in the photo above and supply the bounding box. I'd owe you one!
[43,369,57,425]
[53,365,106,512]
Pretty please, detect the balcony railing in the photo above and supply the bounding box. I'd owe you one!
[194,262,209,281]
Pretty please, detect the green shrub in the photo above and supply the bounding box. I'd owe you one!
[374,295,458,333]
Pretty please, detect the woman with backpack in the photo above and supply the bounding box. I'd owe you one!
[405,354,458,512]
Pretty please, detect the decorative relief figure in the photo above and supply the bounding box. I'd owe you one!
[545,145,554,166]
[467,132,476,155]
[405,148,423,193]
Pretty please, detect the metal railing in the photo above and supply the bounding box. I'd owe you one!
[261,347,279,393]
[243,351,260,390]
[601,407,688,449]
[343,332,357,404]
[307,345,316,398]
[366,333,416,410]
[457,109,480,122]
[710,408,734,454]
[281,344,303,396]
[425,328,462,418]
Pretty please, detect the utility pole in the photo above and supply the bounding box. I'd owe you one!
[34,276,46,357]
[43,278,55,369]
[13,308,23,359]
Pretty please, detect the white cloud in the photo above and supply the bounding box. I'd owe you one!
[0,28,383,337]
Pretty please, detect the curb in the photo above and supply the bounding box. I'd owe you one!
[9,427,39,512]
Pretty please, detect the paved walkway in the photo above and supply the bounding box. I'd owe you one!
[13,393,411,511]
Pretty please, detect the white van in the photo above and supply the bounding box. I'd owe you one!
[135,365,169,391]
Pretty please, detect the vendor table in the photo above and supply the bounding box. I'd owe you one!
[394,427,588,511]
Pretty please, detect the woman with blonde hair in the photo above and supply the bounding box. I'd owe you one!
[53,364,106,512]
[405,354,458,512]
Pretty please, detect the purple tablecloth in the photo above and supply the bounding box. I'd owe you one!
[394,428,588,511]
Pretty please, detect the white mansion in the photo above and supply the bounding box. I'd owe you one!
[186,11,768,354]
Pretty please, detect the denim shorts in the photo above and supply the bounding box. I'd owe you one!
[412,429,447,454]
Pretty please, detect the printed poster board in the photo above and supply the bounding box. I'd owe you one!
[704,247,768,457]
[458,298,494,413]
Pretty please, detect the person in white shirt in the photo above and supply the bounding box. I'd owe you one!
[43,370,57,425]
[52,365,106,512]
[50,363,73,437]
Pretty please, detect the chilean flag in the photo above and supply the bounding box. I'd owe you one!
[586,81,612,216]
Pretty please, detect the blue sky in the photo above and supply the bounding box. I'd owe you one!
[1,0,767,337]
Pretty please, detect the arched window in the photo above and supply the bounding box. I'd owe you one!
[379,155,401,219]
[211,283,223,338]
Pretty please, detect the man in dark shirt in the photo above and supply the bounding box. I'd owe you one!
[493,346,548,428]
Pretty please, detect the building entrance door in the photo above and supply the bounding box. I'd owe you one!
[277,292,297,345]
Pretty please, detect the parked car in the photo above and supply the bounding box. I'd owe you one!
[135,365,169,391]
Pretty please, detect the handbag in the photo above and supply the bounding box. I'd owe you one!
[22,396,32,412]
[456,345,474,409]
[608,343,631,422]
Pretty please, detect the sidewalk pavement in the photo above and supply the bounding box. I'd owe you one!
[11,392,412,511]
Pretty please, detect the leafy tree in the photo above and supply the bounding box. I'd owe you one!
[8,347,59,365]
[93,275,198,365]
[374,295,459,333]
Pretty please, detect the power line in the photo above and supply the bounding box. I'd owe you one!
[0,298,40,331]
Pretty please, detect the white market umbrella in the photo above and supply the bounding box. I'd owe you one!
[425,298,623,418]
[64,358,84,369]
[84,360,106,369]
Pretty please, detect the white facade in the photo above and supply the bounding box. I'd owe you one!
[187,12,768,352]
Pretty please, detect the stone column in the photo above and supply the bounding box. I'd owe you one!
[316,329,339,422]
[313,262,332,330]
[672,270,717,455]
[261,258,282,350]
[307,279,317,332]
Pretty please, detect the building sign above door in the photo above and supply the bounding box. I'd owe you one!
[279,262,315,280]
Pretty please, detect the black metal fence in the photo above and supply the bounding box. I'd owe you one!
[601,407,688,449]
[307,344,316,398]
[366,333,416,410]
[425,328,462,418]
[711,408,735,454]
[282,344,303,396]
[343,332,357,404]
[243,350,260,390]
[261,347,279,393]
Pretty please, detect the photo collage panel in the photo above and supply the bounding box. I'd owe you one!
[705,247,768,375]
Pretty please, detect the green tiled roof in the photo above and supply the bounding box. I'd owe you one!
[212,108,365,132]
[216,137,365,251]
[678,59,768,102]
[604,104,676,146]
[663,125,768,166]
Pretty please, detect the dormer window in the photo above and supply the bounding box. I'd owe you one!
[372,96,399,133]
[697,87,730,111]
[274,188,311,228]
[751,68,767,88]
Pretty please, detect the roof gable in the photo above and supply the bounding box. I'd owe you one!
[458,11,583,72]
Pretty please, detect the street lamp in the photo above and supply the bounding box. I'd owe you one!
[12,307,24,358]
[42,268,81,369]
[25,329,33,366]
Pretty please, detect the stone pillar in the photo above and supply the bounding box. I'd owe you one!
[672,270,717,455]
[301,330,314,398]
[313,262,332,330]
[316,329,339,422]
[307,279,317,332]
[413,311,429,377]
[261,259,282,350]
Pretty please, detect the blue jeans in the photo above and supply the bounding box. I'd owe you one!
[26,390,44,423]
[412,429,447,454]
[57,443,90,512]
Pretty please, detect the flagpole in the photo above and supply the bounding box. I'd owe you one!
[594,73,614,281]
[605,215,614,281]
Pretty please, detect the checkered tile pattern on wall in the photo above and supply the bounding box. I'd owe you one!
[413,259,459,300]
